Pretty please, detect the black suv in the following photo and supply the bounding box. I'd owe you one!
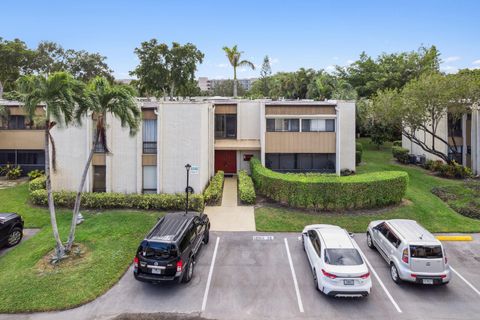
[133,212,210,284]
[0,213,24,248]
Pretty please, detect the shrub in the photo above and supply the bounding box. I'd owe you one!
[356,151,362,165]
[238,170,256,204]
[203,171,224,205]
[392,146,409,164]
[29,176,46,192]
[424,159,434,170]
[392,140,402,147]
[30,189,205,212]
[27,170,45,180]
[437,161,472,179]
[5,165,22,180]
[250,157,408,211]
[356,142,363,153]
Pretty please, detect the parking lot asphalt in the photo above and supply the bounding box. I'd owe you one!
[1,231,480,320]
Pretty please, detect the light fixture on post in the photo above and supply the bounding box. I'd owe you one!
[185,164,192,214]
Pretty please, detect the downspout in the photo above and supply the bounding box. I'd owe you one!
[86,112,93,192]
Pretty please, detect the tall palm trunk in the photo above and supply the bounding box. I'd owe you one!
[233,66,238,98]
[45,119,65,259]
[66,132,99,251]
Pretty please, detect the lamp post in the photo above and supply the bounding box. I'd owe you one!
[185,164,191,214]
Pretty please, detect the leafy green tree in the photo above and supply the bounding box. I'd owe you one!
[372,72,475,163]
[66,77,140,251]
[0,38,35,93]
[222,45,255,97]
[259,55,272,96]
[131,40,204,100]
[16,72,88,260]
[32,41,114,82]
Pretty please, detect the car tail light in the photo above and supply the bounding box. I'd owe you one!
[176,260,183,272]
[322,269,337,279]
[411,274,417,278]
[133,256,139,268]
[440,274,447,279]
[360,272,370,279]
[402,248,409,264]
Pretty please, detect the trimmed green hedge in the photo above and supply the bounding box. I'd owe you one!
[250,157,408,210]
[392,146,409,164]
[29,176,46,192]
[356,142,363,165]
[203,171,224,205]
[30,189,205,212]
[393,140,402,147]
[238,170,256,204]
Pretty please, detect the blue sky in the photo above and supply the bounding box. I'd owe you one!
[1,0,479,79]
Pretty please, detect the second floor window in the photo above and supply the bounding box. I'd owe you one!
[8,115,26,129]
[143,119,157,154]
[266,119,299,132]
[302,119,335,132]
[215,114,237,139]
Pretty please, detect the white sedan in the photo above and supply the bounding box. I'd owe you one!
[302,224,372,297]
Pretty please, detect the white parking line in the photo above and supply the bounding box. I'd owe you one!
[358,248,403,313]
[201,236,220,311]
[284,238,304,313]
[451,266,480,296]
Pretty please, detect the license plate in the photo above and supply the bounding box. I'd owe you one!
[344,279,355,286]
[422,279,434,285]
[151,268,162,275]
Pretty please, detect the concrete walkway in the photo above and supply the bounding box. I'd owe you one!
[204,176,256,232]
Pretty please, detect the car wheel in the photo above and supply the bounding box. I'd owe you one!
[390,263,401,284]
[182,258,194,283]
[203,229,210,244]
[367,232,375,250]
[7,227,23,247]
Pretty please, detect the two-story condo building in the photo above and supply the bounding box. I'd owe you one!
[2,98,356,194]
[0,99,46,174]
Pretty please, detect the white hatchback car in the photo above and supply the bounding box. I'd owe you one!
[302,224,372,297]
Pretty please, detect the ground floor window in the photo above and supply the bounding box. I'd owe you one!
[265,153,335,173]
[0,149,45,174]
[143,165,157,194]
[93,165,106,192]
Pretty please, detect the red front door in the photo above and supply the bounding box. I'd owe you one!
[215,150,237,174]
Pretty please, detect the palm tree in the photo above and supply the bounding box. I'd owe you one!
[222,45,255,97]
[66,77,140,251]
[16,72,87,259]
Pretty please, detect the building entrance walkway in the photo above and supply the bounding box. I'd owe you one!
[204,176,256,231]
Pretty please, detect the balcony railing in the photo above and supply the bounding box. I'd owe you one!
[143,141,157,154]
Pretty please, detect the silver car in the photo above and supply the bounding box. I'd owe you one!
[367,219,451,285]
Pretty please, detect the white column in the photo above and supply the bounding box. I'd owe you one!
[260,102,266,166]
[335,106,341,176]
[462,113,467,166]
[473,108,480,175]
[157,104,163,193]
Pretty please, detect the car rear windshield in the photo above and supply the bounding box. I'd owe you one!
[410,245,443,259]
[143,242,176,259]
[324,249,364,266]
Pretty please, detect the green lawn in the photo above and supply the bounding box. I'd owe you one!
[0,183,162,313]
[255,138,480,233]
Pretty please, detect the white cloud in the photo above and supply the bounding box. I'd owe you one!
[270,57,279,65]
[332,56,339,60]
[325,65,336,73]
[216,63,229,68]
[444,56,461,63]
[440,65,458,73]
[472,59,480,65]
[346,59,354,65]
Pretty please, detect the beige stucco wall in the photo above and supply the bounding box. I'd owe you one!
[402,115,449,162]
[337,101,356,172]
[237,101,261,140]
[158,102,213,194]
[0,130,44,149]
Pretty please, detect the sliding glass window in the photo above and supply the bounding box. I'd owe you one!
[266,119,300,132]
[301,119,335,132]
[215,114,237,138]
[143,119,157,154]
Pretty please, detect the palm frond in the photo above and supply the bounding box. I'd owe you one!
[238,60,256,70]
